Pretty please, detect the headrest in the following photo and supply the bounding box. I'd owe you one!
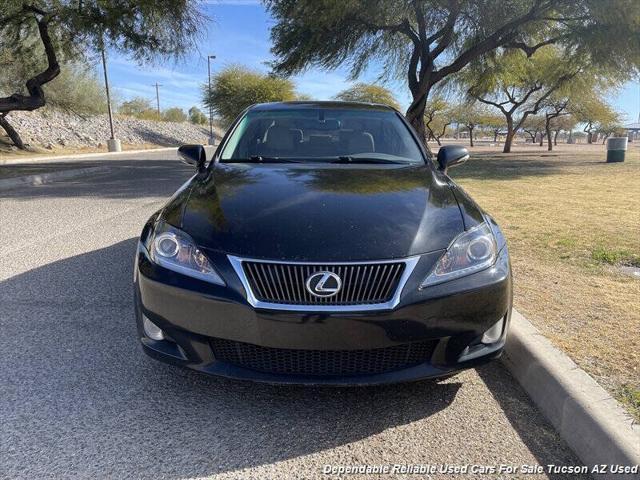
[264,126,294,151]
[347,132,375,154]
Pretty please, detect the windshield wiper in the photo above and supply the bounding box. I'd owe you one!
[224,156,300,163]
[332,156,403,164]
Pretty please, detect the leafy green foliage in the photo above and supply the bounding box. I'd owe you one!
[572,95,621,142]
[202,65,296,126]
[118,98,153,116]
[265,0,640,145]
[162,107,187,123]
[0,57,107,115]
[188,106,208,125]
[0,1,204,65]
[423,97,453,145]
[334,83,400,109]
[0,1,204,148]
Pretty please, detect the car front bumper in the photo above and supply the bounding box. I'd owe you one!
[134,243,512,385]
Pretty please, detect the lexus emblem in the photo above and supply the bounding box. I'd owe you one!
[305,271,342,298]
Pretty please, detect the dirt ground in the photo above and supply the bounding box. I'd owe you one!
[442,139,640,420]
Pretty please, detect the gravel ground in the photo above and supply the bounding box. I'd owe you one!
[2,109,213,152]
[0,151,585,479]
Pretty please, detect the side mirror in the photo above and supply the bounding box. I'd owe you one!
[437,145,469,173]
[178,144,206,171]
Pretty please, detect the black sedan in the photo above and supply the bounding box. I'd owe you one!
[134,101,512,385]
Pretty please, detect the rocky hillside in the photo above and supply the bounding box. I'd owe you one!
[2,109,218,151]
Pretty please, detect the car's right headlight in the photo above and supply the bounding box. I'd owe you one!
[149,222,225,285]
[420,223,497,288]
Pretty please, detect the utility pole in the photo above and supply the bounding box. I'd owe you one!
[152,82,162,120]
[101,45,121,152]
[207,55,216,145]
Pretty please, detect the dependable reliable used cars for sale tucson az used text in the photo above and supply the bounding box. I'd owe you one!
[134,101,513,385]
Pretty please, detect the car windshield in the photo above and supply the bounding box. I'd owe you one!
[219,107,424,164]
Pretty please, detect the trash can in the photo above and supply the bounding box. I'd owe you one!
[606,137,627,163]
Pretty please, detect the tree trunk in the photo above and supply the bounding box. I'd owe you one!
[468,126,474,147]
[409,114,428,149]
[503,116,514,153]
[493,130,498,142]
[0,15,61,115]
[546,123,553,151]
[587,131,593,144]
[0,114,26,149]
[539,132,545,146]
[554,129,560,145]
[406,89,429,149]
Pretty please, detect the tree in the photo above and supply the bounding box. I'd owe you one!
[202,65,296,126]
[0,1,203,149]
[463,46,582,152]
[0,54,107,116]
[43,64,108,116]
[542,98,570,150]
[188,106,207,125]
[119,98,153,117]
[423,97,452,146]
[553,114,577,145]
[451,101,487,147]
[596,113,624,143]
[521,115,546,144]
[266,0,640,146]
[162,107,187,123]
[334,83,400,110]
[572,95,619,144]
[0,57,107,147]
[482,114,506,142]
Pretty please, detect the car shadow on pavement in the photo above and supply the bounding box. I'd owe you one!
[0,159,194,200]
[1,239,464,479]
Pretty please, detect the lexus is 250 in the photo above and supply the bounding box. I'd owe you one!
[134,101,512,385]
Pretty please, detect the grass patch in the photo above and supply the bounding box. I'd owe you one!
[618,385,640,421]
[449,142,640,421]
[591,246,640,266]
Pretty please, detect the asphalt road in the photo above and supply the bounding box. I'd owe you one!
[0,150,586,479]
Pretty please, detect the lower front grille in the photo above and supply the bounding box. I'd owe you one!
[210,338,437,376]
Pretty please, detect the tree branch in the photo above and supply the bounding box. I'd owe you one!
[430,2,459,59]
[0,10,61,114]
[504,35,566,57]
[431,1,555,84]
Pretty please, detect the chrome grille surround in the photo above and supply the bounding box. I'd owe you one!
[228,255,420,312]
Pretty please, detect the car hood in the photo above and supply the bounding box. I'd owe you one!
[180,163,463,261]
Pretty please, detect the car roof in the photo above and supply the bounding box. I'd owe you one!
[249,101,397,112]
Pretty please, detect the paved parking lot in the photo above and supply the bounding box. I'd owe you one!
[0,151,585,479]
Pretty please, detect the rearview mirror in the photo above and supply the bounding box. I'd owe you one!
[178,144,206,171]
[437,145,469,173]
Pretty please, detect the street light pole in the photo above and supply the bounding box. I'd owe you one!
[207,55,216,145]
[100,46,121,152]
[152,82,162,120]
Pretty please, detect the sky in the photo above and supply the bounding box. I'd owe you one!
[105,0,640,124]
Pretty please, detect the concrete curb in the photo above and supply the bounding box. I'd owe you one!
[503,310,640,475]
[0,166,110,191]
[0,147,177,165]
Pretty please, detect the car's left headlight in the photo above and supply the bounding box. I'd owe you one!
[421,223,497,288]
[149,222,225,285]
